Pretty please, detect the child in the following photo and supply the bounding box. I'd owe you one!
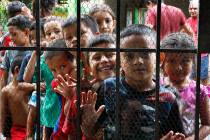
[62,15,99,49]
[44,16,63,43]
[81,24,185,140]
[161,32,210,139]
[0,56,36,140]
[62,15,99,78]
[23,16,63,140]
[89,4,116,34]
[0,15,31,138]
[87,33,116,90]
[16,20,47,139]
[44,39,75,139]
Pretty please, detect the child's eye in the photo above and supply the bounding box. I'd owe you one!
[105,18,111,24]
[55,30,61,34]
[105,53,114,58]
[93,55,101,61]
[125,53,134,60]
[139,53,149,59]
[61,65,66,70]
[46,32,51,36]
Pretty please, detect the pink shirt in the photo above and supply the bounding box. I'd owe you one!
[146,3,186,40]
[178,80,208,136]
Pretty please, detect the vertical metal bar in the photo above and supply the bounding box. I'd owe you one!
[76,0,82,139]
[115,0,121,139]
[155,0,161,139]
[195,1,201,139]
[35,0,41,139]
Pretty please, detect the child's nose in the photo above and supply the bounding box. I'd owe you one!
[134,56,144,64]
[101,55,109,62]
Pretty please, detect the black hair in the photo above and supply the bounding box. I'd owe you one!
[30,18,46,35]
[7,15,31,31]
[62,16,77,28]
[62,15,99,33]
[11,56,23,74]
[7,1,26,18]
[88,34,115,48]
[44,39,74,62]
[120,24,156,48]
[32,0,56,18]
[89,4,115,19]
[161,32,195,49]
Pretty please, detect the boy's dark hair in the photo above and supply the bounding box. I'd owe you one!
[7,15,31,31]
[30,18,46,35]
[88,34,115,48]
[161,32,195,49]
[120,24,156,48]
[89,4,115,19]
[11,56,23,74]
[62,15,99,33]
[33,0,56,17]
[7,1,26,18]
[44,39,74,62]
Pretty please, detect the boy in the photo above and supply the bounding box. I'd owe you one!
[23,16,63,139]
[0,15,31,90]
[62,15,99,77]
[0,15,31,139]
[0,56,36,140]
[44,39,75,139]
[62,15,99,49]
[81,25,185,140]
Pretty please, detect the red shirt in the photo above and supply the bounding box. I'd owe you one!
[186,17,198,45]
[146,3,186,40]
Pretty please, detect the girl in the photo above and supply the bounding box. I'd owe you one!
[161,32,210,140]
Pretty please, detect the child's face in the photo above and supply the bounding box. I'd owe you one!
[46,54,75,78]
[89,43,116,81]
[189,2,199,18]
[30,29,46,47]
[63,23,94,48]
[163,53,193,85]
[92,11,115,34]
[121,35,155,82]
[8,26,29,46]
[44,21,63,42]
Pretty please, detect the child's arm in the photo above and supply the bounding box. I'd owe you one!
[19,82,36,94]
[0,69,8,90]
[185,96,210,140]
[0,88,8,133]
[26,106,36,139]
[23,51,36,82]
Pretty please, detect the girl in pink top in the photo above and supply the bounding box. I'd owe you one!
[161,32,210,140]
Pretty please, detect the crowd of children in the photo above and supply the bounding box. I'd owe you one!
[0,0,209,140]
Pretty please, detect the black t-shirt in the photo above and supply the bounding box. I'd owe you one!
[95,77,184,140]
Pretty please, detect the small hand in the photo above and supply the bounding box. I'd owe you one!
[80,90,105,138]
[53,74,76,99]
[40,82,46,92]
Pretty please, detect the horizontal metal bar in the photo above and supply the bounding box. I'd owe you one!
[0,46,36,51]
[0,46,200,53]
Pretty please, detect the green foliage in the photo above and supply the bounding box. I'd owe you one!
[0,0,9,31]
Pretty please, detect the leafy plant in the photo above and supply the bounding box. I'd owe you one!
[0,0,9,31]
